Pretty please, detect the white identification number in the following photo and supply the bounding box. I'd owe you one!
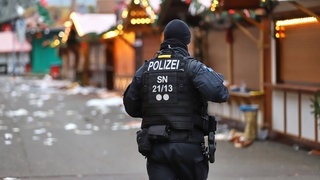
[150,75,176,102]
[152,84,173,93]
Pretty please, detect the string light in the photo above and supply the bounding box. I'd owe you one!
[102,30,120,39]
[210,0,220,12]
[62,21,72,43]
[127,0,155,26]
[276,17,317,27]
[274,17,317,39]
[274,25,285,39]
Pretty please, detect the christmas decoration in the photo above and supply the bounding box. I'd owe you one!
[36,0,53,26]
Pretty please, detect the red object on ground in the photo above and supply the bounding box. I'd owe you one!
[50,65,60,79]
[25,64,31,73]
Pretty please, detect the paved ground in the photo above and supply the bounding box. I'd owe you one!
[0,75,319,180]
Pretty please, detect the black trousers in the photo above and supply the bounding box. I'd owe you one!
[146,142,209,180]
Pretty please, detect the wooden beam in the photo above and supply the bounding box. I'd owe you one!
[118,35,134,49]
[289,1,320,22]
[235,10,263,30]
[227,42,233,85]
[232,20,260,46]
[259,29,264,91]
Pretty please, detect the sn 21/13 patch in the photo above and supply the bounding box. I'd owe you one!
[148,72,177,103]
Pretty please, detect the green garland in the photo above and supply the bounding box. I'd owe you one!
[311,92,320,119]
[36,2,53,26]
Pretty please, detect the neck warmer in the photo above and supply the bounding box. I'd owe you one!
[160,39,190,57]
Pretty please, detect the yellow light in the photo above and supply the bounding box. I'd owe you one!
[276,17,317,27]
[122,9,128,19]
[142,0,148,7]
[274,26,285,39]
[64,20,72,27]
[275,26,285,31]
[117,24,123,30]
[134,0,140,5]
[62,27,71,43]
[50,39,60,48]
[102,30,119,39]
[58,31,65,38]
[210,0,219,11]
[275,33,286,39]
[146,7,152,13]
[151,14,156,21]
[130,18,152,25]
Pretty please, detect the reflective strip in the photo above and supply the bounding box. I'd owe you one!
[157,54,171,58]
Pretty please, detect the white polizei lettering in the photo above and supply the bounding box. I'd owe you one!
[165,60,171,69]
[148,59,180,71]
[153,61,160,70]
[157,61,163,70]
[171,59,179,69]
[148,61,154,71]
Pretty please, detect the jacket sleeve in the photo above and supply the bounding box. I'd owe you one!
[123,67,144,117]
[189,60,229,103]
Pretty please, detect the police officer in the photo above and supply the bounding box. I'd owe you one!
[123,19,229,180]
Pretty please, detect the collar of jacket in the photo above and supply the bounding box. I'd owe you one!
[160,39,190,57]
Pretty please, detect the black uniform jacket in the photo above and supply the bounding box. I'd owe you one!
[123,40,229,118]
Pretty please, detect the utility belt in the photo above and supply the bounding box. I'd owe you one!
[136,125,204,157]
[150,125,204,143]
[136,116,217,163]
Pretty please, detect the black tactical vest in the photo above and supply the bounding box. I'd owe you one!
[141,51,203,130]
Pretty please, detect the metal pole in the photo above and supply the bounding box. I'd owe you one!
[11,19,17,75]
[134,32,143,70]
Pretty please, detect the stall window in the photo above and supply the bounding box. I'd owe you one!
[277,21,320,86]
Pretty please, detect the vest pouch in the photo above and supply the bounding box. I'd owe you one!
[136,129,152,157]
[148,125,169,142]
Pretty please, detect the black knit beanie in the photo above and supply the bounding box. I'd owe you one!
[163,19,191,45]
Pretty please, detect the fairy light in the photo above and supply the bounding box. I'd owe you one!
[128,0,155,25]
[117,24,123,31]
[134,0,140,5]
[276,17,318,27]
[122,9,128,19]
[62,20,72,43]
[210,0,220,12]
[50,39,60,48]
[274,17,318,39]
[274,25,285,39]
[102,30,120,39]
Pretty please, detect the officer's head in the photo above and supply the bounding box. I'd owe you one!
[163,19,191,45]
